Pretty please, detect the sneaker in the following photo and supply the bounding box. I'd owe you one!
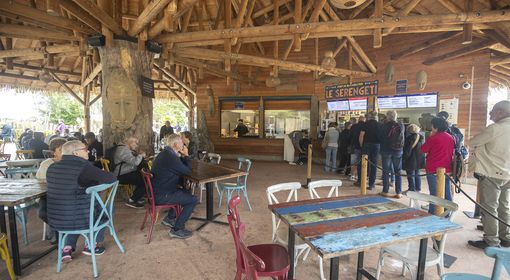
[394,193,403,199]
[468,240,499,249]
[125,199,144,209]
[500,239,510,247]
[61,246,73,263]
[169,228,193,239]
[379,192,393,198]
[161,217,176,228]
[82,244,106,256]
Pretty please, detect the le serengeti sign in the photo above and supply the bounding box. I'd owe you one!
[325,80,379,100]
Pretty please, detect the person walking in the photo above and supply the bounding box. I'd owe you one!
[403,124,425,192]
[323,122,340,172]
[467,100,510,249]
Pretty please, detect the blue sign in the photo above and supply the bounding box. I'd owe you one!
[234,102,244,109]
[396,79,407,95]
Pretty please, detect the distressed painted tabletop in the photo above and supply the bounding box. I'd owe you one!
[269,195,462,259]
[0,179,47,207]
[185,160,247,184]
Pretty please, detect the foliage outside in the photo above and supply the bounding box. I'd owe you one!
[40,94,84,126]
[153,99,188,127]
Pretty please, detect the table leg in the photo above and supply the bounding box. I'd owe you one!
[416,238,428,280]
[0,204,6,233]
[357,251,364,280]
[206,182,214,221]
[288,227,295,280]
[7,207,21,275]
[330,257,339,280]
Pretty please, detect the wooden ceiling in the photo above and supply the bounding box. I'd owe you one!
[1,0,510,101]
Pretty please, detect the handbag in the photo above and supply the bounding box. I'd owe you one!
[321,133,329,149]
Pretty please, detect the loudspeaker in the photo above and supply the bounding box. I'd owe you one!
[146,40,162,54]
[87,34,105,47]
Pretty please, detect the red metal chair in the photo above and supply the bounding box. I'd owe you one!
[140,169,182,243]
[228,196,290,280]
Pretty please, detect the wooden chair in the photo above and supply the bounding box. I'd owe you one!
[307,179,342,280]
[441,247,510,280]
[229,196,289,280]
[140,169,181,243]
[375,191,459,280]
[0,233,15,279]
[15,150,34,160]
[99,159,134,199]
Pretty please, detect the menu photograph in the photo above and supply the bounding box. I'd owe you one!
[327,100,350,111]
[349,98,368,110]
[377,96,407,109]
[407,93,438,108]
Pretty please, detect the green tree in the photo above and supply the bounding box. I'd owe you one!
[153,99,187,127]
[41,94,84,126]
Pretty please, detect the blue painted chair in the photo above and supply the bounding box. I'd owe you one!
[56,181,125,278]
[218,158,252,211]
[441,247,510,280]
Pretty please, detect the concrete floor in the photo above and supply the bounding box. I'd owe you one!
[2,159,506,279]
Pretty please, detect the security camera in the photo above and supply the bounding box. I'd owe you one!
[462,82,471,90]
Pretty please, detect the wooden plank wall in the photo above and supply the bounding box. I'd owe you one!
[195,33,490,158]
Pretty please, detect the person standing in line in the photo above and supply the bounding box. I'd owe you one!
[350,117,364,183]
[359,112,382,190]
[467,101,510,249]
[420,117,455,214]
[323,122,340,172]
[379,111,405,198]
[337,122,352,175]
[402,124,425,192]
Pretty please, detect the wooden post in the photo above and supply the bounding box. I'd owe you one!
[361,154,368,195]
[188,94,195,129]
[435,167,446,216]
[98,39,153,153]
[303,144,312,189]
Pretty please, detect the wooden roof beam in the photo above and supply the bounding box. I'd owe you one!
[252,0,291,19]
[59,1,102,33]
[491,54,510,66]
[0,62,81,77]
[0,1,93,34]
[491,70,510,82]
[129,0,173,36]
[72,0,125,35]
[153,63,196,97]
[492,67,510,79]
[172,47,374,77]
[391,32,461,60]
[174,57,256,84]
[348,0,374,19]
[0,45,79,60]
[81,63,102,88]
[0,24,78,42]
[0,71,80,86]
[384,0,423,35]
[423,39,495,65]
[161,81,189,109]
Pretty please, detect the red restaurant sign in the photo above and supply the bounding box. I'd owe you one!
[325,80,378,100]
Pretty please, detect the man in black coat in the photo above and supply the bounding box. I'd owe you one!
[159,121,174,140]
[46,140,116,262]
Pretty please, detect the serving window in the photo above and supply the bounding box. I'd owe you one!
[264,99,310,139]
[220,101,260,138]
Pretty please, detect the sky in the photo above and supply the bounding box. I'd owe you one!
[0,87,44,120]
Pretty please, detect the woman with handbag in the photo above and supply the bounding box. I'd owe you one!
[323,122,340,172]
[402,124,425,192]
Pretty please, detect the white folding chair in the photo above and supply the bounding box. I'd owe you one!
[307,180,342,280]
[375,191,459,280]
[195,153,222,203]
[266,182,310,268]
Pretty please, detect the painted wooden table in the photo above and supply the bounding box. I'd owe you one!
[186,160,247,231]
[269,195,462,280]
[0,179,55,276]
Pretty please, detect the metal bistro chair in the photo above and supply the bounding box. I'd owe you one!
[140,169,181,243]
[375,191,459,280]
[218,157,252,211]
[100,159,134,199]
[56,181,125,278]
[441,247,510,280]
[307,179,342,280]
[266,182,311,268]
[15,150,34,160]
[0,153,10,177]
[229,196,290,280]
[194,153,222,203]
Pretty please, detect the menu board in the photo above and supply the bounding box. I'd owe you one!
[407,93,438,108]
[349,98,368,110]
[377,96,407,109]
[327,100,350,111]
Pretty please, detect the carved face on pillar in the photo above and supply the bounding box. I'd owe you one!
[105,70,138,129]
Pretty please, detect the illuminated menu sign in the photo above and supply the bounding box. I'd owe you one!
[349,98,368,110]
[327,100,350,111]
[407,93,438,108]
[377,96,407,109]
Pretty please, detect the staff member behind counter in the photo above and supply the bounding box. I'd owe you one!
[233,119,249,137]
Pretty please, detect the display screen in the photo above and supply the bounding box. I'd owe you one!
[377,96,407,109]
[407,93,438,108]
[349,98,368,110]
[327,100,350,111]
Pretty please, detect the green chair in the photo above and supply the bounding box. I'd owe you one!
[441,247,510,280]
[56,181,125,278]
[218,158,252,211]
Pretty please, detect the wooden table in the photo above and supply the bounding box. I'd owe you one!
[269,195,462,280]
[6,159,43,168]
[0,179,55,276]
[186,160,247,231]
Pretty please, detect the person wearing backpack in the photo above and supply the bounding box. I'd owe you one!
[113,136,147,209]
[359,112,382,190]
[402,124,425,192]
[379,111,405,198]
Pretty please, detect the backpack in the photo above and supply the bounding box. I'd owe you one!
[447,125,468,159]
[104,143,124,176]
[387,122,404,150]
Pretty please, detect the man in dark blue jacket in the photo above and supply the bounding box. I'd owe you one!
[152,134,198,239]
[46,140,116,262]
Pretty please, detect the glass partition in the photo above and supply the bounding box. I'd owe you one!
[264,110,310,139]
[221,110,260,138]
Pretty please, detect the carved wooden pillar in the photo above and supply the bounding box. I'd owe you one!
[98,39,153,153]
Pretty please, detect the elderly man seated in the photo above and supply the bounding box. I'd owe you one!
[46,140,116,262]
[152,134,198,239]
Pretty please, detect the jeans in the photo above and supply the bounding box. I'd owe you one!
[381,151,403,194]
[64,226,106,249]
[478,176,510,246]
[352,149,362,183]
[324,147,338,172]
[118,171,146,202]
[426,174,452,214]
[362,143,380,187]
[337,151,350,175]
[406,169,422,191]
[155,189,199,230]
